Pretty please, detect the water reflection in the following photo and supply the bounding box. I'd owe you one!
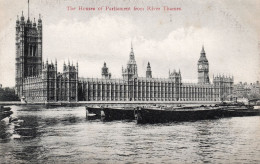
[11,144,42,162]
[194,121,216,163]
[13,116,39,139]
[0,121,12,142]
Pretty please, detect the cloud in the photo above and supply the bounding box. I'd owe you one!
[31,14,260,82]
[0,0,259,87]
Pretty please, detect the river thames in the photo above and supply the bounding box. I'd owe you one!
[0,106,260,163]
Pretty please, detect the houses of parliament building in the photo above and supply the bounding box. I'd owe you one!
[15,10,234,102]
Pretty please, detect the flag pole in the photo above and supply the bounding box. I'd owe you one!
[28,0,29,19]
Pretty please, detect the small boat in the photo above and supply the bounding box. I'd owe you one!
[85,106,103,117]
[0,106,13,120]
[0,106,11,112]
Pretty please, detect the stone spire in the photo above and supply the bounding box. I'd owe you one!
[129,41,135,61]
[201,45,205,54]
[198,45,208,62]
[123,41,138,79]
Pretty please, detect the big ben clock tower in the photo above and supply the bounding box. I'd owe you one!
[198,46,210,84]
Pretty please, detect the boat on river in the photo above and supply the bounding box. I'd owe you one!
[0,106,13,120]
[217,101,254,110]
[136,104,260,124]
[85,106,104,117]
[135,106,223,124]
[0,106,11,112]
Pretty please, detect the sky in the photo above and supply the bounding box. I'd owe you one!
[0,0,259,87]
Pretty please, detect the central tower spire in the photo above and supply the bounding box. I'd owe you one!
[122,42,138,79]
[129,41,135,60]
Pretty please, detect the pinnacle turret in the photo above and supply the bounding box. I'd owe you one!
[146,62,152,78]
[33,18,36,27]
[21,11,25,22]
[16,15,20,25]
[38,14,42,26]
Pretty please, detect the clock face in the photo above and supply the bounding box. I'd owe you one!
[199,65,202,69]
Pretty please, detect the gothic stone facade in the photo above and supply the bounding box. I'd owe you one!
[78,45,233,102]
[15,12,78,102]
[15,10,233,102]
[15,12,42,97]
[23,61,78,102]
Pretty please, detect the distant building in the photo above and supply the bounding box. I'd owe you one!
[233,81,260,99]
[0,84,2,89]
[14,6,233,102]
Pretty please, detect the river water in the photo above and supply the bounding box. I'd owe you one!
[0,106,260,163]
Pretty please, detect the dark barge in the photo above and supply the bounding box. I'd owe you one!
[135,105,260,124]
[135,106,223,124]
